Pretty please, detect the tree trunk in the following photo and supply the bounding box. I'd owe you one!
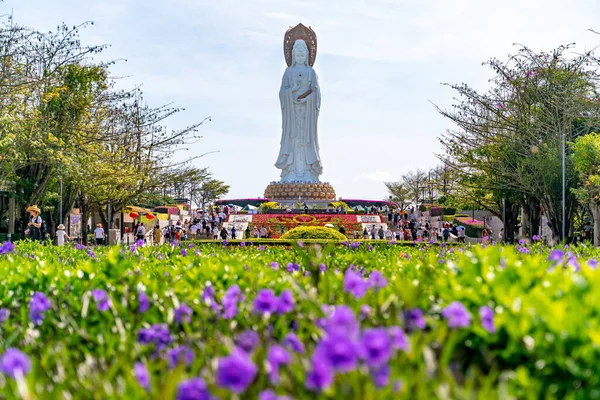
[503,198,519,244]
[591,203,600,247]
[79,194,89,245]
[523,196,541,238]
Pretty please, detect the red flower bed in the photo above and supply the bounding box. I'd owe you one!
[250,214,364,238]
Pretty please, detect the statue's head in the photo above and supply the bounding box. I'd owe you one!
[292,40,308,66]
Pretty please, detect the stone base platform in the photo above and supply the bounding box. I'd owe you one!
[264,182,336,201]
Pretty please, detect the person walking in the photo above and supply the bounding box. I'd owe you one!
[94,223,105,245]
[152,224,162,245]
[136,223,146,243]
[55,224,70,246]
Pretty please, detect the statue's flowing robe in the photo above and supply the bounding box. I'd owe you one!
[275,66,322,182]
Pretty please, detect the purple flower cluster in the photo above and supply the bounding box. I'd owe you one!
[216,348,257,393]
[306,305,410,392]
[0,308,9,323]
[253,289,295,316]
[259,389,291,400]
[92,289,109,312]
[267,344,290,383]
[174,303,192,324]
[134,362,150,391]
[222,285,241,319]
[176,377,212,400]
[0,241,14,255]
[236,329,259,353]
[442,301,472,328]
[138,323,172,350]
[167,345,194,369]
[0,348,31,378]
[343,269,368,298]
[479,306,496,333]
[29,292,51,325]
[139,291,149,313]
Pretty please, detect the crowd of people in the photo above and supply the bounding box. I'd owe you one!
[21,202,495,246]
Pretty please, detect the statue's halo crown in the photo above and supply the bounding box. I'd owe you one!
[284,23,317,67]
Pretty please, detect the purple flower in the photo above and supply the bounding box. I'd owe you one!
[236,329,260,353]
[258,245,265,251]
[92,289,110,312]
[176,377,212,400]
[548,249,565,263]
[222,240,228,246]
[253,289,278,315]
[314,334,359,372]
[567,252,580,271]
[167,345,194,369]
[0,348,31,378]
[361,328,392,368]
[388,326,409,351]
[76,243,85,250]
[343,269,368,298]
[137,323,172,350]
[442,301,471,328]
[479,306,496,333]
[277,290,294,314]
[406,308,426,331]
[305,357,334,392]
[259,389,290,400]
[282,333,305,354]
[240,242,246,247]
[319,263,327,272]
[368,270,387,289]
[0,308,9,323]
[222,284,241,319]
[175,303,192,325]
[0,241,15,255]
[136,239,144,247]
[588,259,598,269]
[181,249,188,257]
[134,362,150,391]
[359,304,371,320]
[29,292,51,325]
[267,345,291,383]
[371,364,390,388]
[139,292,149,313]
[270,261,279,270]
[216,349,257,393]
[202,286,219,313]
[325,305,359,339]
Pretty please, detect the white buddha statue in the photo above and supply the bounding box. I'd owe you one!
[275,39,323,183]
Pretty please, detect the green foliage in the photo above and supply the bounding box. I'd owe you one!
[0,242,598,398]
[280,226,348,240]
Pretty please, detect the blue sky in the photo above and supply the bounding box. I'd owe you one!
[4,0,600,199]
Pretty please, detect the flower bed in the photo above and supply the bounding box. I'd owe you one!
[0,241,597,398]
[250,214,365,238]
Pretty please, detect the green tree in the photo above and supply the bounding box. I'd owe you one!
[572,132,600,245]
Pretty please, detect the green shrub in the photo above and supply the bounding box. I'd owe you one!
[260,201,279,212]
[442,207,457,215]
[280,226,347,240]
[442,215,455,222]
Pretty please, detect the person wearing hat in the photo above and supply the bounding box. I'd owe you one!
[55,224,71,246]
[94,223,105,245]
[25,205,43,241]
